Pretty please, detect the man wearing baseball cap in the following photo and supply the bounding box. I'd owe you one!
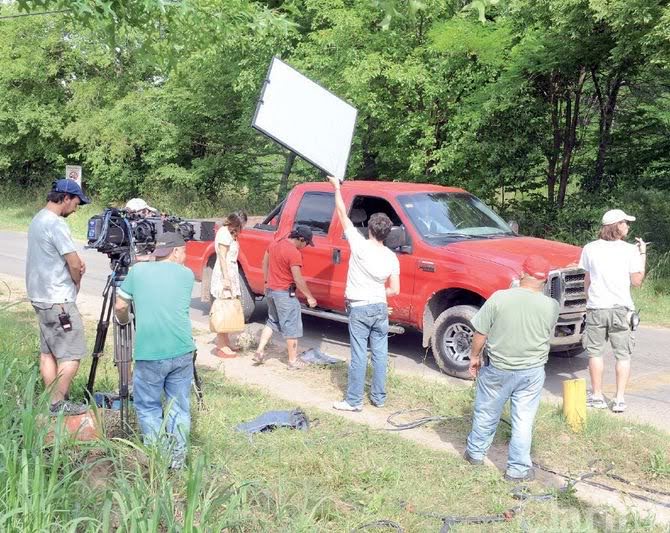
[125,198,158,217]
[115,232,196,469]
[26,179,91,416]
[253,225,318,369]
[579,209,646,413]
[464,255,559,482]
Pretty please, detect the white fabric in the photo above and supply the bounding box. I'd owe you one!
[210,226,241,299]
[26,209,78,303]
[344,227,399,303]
[579,239,643,310]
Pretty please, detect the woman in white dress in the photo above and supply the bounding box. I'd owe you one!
[210,212,247,357]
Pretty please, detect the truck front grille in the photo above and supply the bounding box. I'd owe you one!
[545,268,587,313]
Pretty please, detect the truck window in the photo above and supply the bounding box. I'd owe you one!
[294,192,335,235]
[348,196,405,250]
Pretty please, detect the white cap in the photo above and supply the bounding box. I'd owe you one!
[601,209,635,226]
[126,198,157,213]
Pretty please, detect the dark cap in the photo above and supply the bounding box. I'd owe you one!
[153,232,186,258]
[53,178,91,205]
[290,225,314,246]
[522,255,551,281]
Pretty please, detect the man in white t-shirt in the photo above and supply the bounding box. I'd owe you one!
[327,176,400,412]
[579,209,647,413]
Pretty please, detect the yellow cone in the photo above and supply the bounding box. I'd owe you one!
[563,378,587,432]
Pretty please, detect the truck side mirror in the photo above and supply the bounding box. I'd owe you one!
[508,220,519,234]
[385,226,412,253]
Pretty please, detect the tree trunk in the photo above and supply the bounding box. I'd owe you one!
[557,67,587,208]
[591,69,623,191]
[546,73,561,205]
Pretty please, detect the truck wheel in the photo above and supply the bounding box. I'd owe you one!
[431,305,480,380]
[238,266,255,322]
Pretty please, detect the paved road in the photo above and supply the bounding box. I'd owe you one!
[2,229,669,432]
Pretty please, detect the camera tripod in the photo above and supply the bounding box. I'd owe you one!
[85,261,204,435]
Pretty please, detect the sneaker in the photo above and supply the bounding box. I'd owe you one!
[463,450,483,466]
[369,398,385,408]
[610,400,627,413]
[587,394,608,409]
[332,400,362,412]
[50,400,88,416]
[504,468,536,482]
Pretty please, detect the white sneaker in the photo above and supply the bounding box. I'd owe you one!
[610,400,627,413]
[332,401,362,412]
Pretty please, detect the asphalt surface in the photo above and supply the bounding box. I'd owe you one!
[2,229,669,432]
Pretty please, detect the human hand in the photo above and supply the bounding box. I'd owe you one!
[388,307,394,316]
[635,238,648,255]
[326,175,340,189]
[307,296,317,308]
[469,355,482,378]
[222,278,231,289]
[79,256,86,276]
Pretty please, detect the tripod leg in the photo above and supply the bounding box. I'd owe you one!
[86,276,115,401]
[192,350,204,409]
[115,320,134,436]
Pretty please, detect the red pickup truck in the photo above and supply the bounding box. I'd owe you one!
[186,181,586,378]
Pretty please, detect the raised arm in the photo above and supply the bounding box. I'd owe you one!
[327,176,353,232]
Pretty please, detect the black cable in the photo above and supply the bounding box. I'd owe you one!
[0,9,70,20]
[384,408,466,431]
[350,519,404,532]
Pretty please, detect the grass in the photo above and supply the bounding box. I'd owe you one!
[2,304,665,531]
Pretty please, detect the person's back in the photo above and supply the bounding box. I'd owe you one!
[120,261,195,360]
[345,227,398,303]
[476,287,559,370]
[26,208,77,303]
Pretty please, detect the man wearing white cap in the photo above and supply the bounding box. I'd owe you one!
[125,198,158,217]
[579,209,647,413]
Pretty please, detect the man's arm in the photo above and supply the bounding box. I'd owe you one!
[64,252,83,290]
[583,272,590,295]
[469,332,487,378]
[262,251,269,288]
[631,238,647,288]
[290,265,317,307]
[386,272,400,298]
[327,176,353,232]
[114,294,132,324]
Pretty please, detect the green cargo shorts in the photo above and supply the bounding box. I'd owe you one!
[582,307,634,361]
[32,302,87,362]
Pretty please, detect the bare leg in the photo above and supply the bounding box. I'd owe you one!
[588,357,604,398]
[52,360,80,403]
[40,353,58,396]
[286,338,298,364]
[256,326,274,356]
[614,359,631,402]
[215,333,237,356]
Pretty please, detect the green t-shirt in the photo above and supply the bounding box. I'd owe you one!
[118,261,195,361]
[472,287,559,370]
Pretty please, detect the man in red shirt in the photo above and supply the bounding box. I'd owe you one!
[253,226,317,369]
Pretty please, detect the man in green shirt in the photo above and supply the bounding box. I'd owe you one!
[464,255,559,482]
[115,232,195,469]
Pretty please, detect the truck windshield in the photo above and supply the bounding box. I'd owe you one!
[398,192,514,241]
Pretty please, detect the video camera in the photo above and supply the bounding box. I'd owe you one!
[87,208,214,271]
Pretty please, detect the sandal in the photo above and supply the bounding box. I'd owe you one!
[287,358,309,370]
[252,352,266,365]
[215,347,238,359]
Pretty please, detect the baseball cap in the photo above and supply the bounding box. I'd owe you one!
[126,198,157,213]
[601,209,635,226]
[153,232,186,258]
[52,179,91,205]
[292,225,314,246]
[522,255,551,281]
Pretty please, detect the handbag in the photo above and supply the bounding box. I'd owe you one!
[209,297,245,333]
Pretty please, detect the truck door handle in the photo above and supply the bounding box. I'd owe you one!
[418,261,435,272]
[333,249,341,264]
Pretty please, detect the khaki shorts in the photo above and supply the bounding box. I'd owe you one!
[32,302,87,362]
[582,307,634,361]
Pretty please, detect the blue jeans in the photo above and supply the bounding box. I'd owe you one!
[133,352,194,467]
[466,364,545,478]
[345,303,389,407]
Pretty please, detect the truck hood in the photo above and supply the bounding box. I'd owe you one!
[446,236,581,273]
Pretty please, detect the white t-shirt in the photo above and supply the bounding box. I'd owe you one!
[578,239,643,310]
[344,227,400,303]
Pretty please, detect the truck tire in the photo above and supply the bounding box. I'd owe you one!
[238,266,255,322]
[431,305,480,380]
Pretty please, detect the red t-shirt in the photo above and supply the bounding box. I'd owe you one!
[267,238,303,290]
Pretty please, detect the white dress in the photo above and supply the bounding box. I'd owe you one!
[210,226,241,299]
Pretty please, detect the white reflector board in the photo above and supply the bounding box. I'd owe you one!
[252,57,358,180]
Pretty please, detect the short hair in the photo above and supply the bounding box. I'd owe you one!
[598,223,625,241]
[47,191,76,204]
[224,212,246,234]
[368,212,392,242]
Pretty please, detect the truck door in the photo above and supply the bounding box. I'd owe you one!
[290,191,337,305]
[329,194,415,321]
